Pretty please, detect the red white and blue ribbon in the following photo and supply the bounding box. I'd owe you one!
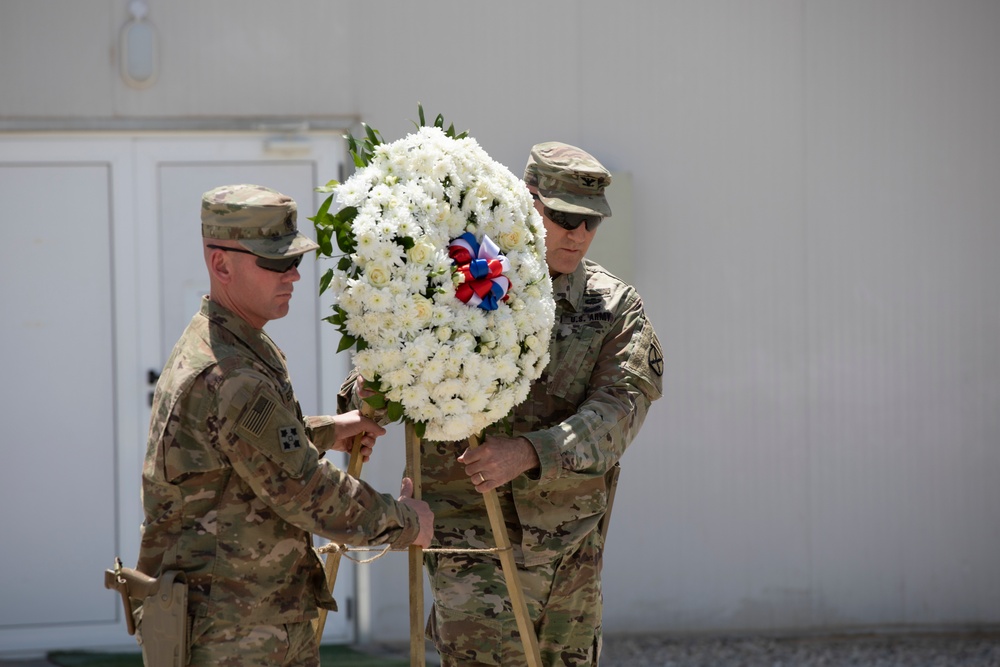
[448,232,511,311]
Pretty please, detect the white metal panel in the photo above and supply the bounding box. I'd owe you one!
[0,136,144,657]
[582,0,814,633]
[0,2,115,117]
[805,0,1000,626]
[587,172,634,287]
[113,2,355,118]
[0,162,118,627]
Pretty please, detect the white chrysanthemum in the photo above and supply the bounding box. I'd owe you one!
[365,287,393,313]
[328,125,555,441]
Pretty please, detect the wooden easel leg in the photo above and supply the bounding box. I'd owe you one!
[405,423,426,667]
[469,435,544,667]
[314,412,370,644]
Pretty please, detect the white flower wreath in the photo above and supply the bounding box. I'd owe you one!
[313,114,554,442]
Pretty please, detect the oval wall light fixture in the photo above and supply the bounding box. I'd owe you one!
[120,0,158,88]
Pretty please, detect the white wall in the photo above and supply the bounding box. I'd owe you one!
[1,0,998,649]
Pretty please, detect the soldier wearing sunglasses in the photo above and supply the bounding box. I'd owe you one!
[417,143,664,666]
[135,184,433,667]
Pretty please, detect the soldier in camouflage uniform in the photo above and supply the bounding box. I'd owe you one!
[340,144,663,666]
[138,184,434,667]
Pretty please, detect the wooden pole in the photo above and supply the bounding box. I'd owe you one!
[405,423,426,667]
[314,405,372,644]
[468,434,544,667]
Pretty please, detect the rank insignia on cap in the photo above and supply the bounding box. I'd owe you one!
[279,426,302,452]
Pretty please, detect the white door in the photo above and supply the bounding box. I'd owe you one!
[135,136,354,647]
[0,131,354,655]
[137,138,332,419]
[0,137,137,655]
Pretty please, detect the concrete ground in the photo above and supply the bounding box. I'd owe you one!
[4,632,1000,666]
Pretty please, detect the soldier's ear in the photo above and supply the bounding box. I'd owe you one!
[207,246,234,284]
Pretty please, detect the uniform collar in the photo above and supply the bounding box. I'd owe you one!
[200,297,287,373]
[551,261,588,313]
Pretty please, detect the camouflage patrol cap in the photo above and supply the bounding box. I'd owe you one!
[201,184,319,258]
[523,142,612,218]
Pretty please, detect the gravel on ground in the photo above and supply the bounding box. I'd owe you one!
[598,631,1000,667]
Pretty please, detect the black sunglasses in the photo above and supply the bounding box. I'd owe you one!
[207,244,303,273]
[532,193,603,232]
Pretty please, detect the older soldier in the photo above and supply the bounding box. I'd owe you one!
[138,184,433,667]
[341,144,663,666]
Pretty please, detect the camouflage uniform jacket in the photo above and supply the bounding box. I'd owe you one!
[341,259,662,567]
[139,297,419,628]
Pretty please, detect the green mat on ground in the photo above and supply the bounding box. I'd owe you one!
[49,644,409,667]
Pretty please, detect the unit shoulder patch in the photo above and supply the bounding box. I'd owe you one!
[648,336,664,377]
[278,425,302,452]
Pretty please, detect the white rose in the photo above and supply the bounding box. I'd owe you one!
[498,227,527,252]
[407,238,436,265]
[367,262,392,288]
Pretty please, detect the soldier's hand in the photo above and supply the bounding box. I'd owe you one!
[355,374,376,399]
[329,410,386,462]
[398,477,434,548]
[458,435,540,493]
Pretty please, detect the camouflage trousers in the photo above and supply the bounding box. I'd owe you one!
[425,529,604,667]
[187,619,319,667]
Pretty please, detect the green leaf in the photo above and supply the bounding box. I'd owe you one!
[311,212,336,230]
[316,227,334,257]
[336,334,356,353]
[334,206,358,223]
[364,393,386,409]
[336,228,355,254]
[318,268,333,295]
[434,113,445,129]
[315,194,333,221]
[337,256,353,272]
[387,400,404,422]
[418,103,426,127]
[414,421,426,439]
[332,206,358,253]
[323,305,347,326]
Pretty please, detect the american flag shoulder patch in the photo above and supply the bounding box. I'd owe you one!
[239,393,276,437]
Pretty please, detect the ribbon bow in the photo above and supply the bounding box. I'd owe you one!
[448,232,511,311]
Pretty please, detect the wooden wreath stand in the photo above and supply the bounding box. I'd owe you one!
[314,420,543,667]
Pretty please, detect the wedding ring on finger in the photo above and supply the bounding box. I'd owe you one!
[476,472,486,485]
